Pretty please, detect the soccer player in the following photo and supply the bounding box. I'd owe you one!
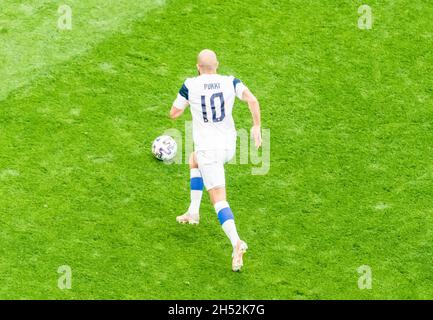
[169,49,261,271]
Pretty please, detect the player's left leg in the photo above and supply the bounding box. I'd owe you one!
[176,152,204,225]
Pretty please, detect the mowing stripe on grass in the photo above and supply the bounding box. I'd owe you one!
[0,0,166,101]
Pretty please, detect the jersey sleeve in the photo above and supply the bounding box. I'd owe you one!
[173,82,189,110]
[232,77,247,100]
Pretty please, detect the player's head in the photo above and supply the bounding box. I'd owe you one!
[197,49,219,75]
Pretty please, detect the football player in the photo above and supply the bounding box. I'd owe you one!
[169,49,261,271]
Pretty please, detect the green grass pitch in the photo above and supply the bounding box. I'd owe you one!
[1,0,433,299]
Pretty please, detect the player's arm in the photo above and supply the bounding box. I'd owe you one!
[242,88,262,149]
[169,82,189,120]
[169,105,186,119]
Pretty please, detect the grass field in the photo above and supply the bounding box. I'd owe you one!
[1,0,433,299]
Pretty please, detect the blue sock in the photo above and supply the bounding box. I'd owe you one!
[214,201,240,248]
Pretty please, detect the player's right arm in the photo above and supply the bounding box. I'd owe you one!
[169,82,189,119]
[233,77,261,149]
[241,88,262,149]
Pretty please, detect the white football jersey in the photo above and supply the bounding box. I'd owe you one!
[173,74,247,151]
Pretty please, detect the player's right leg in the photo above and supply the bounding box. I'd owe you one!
[209,187,248,272]
[176,152,203,225]
[197,149,248,271]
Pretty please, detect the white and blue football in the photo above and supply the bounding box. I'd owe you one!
[152,135,177,161]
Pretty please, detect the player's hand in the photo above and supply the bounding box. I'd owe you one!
[251,125,262,149]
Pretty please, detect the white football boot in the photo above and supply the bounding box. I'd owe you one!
[176,212,199,225]
[232,240,248,272]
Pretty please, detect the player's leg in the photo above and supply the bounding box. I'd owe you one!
[197,149,247,271]
[209,187,240,248]
[209,187,247,271]
[176,152,204,225]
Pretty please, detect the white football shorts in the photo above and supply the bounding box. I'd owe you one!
[195,147,236,191]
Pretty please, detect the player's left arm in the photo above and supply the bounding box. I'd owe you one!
[241,88,262,149]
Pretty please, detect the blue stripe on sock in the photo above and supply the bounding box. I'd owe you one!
[190,177,204,191]
[217,207,234,225]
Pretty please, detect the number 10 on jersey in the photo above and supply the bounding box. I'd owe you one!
[201,92,225,123]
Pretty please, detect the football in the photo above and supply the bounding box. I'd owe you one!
[152,135,177,161]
